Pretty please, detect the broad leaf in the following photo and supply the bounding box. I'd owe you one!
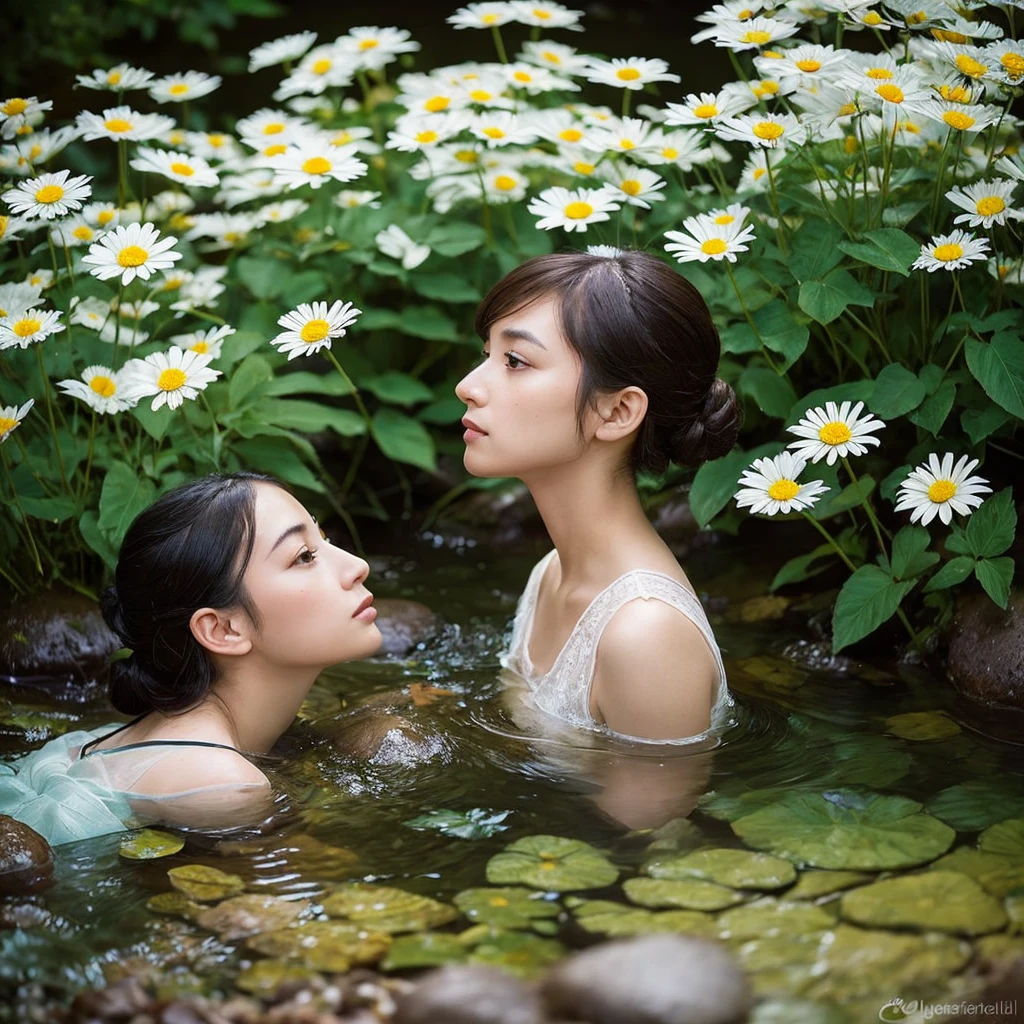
[364,372,434,406]
[869,363,926,419]
[923,555,975,592]
[890,526,937,581]
[837,228,920,276]
[832,565,915,652]
[97,464,156,547]
[689,442,782,528]
[798,269,874,325]
[371,408,436,472]
[963,488,1015,558]
[738,366,798,418]
[965,333,1024,418]
[908,379,955,435]
[975,556,1014,609]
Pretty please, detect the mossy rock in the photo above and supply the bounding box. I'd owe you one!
[646,847,797,890]
[167,864,245,902]
[248,920,391,970]
[839,871,1007,936]
[145,892,201,921]
[453,887,560,928]
[381,932,468,971]
[119,829,184,860]
[486,835,618,892]
[321,882,457,933]
[466,930,565,978]
[731,790,955,870]
[786,870,872,901]
[623,876,745,911]
[717,898,836,942]
[235,958,320,996]
[195,894,305,940]
[932,846,1024,898]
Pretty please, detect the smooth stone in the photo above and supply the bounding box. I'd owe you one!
[947,591,1024,711]
[0,588,120,683]
[393,964,544,1024]
[331,711,450,765]
[540,934,753,1024]
[375,598,441,656]
[0,814,54,895]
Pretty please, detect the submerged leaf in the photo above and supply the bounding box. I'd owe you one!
[453,887,560,928]
[573,901,717,938]
[119,829,184,861]
[322,883,458,933]
[248,920,391,970]
[645,848,797,891]
[467,931,565,978]
[717,898,835,941]
[381,932,468,971]
[926,782,1024,832]
[403,808,511,840]
[884,710,961,741]
[932,846,1024,899]
[486,835,618,892]
[195,894,306,940]
[168,864,246,902]
[786,870,872,900]
[145,892,201,920]
[235,958,319,996]
[623,877,744,912]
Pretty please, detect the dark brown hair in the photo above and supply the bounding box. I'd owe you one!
[475,249,741,474]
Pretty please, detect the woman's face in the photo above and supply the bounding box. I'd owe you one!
[455,294,590,479]
[240,483,381,667]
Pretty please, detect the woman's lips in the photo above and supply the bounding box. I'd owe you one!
[462,416,487,443]
[352,594,376,622]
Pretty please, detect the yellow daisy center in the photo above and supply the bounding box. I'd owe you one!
[763,50,783,58]
[415,130,439,144]
[72,225,94,240]
[264,144,287,156]
[714,214,735,225]
[616,67,642,81]
[157,368,187,391]
[933,29,970,44]
[796,59,822,72]
[117,245,149,267]
[0,216,6,240]
[753,81,779,97]
[933,242,964,262]
[107,71,122,85]
[1000,53,1024,80]
[97,210,116,227]
[301,319,330,343]
[533,6,551,16]
[0,416,18,433]
[738,7,754,17]
[753,121,785,140]
[89,375,116,397]
[493,174,517,191]
[844,135,859,153]
[876,84,904,103]
[701,238,728,255]
[190,341,209,353]
[169,83,189,96]
[482,12,499,23]
[620,179,642,196]
[943,111,975,130]
[564,201,594,219]
[207,134,225,147]
[906,11,928,25]
[35,184,65,204]
[954,55,987,78]
[3,98,27,115]
[768,479,800,501]
[694,103,718,119]
[28,144,42,159]
[425,96,449,112]
[470,89,494,102]
[618,138,635,150]
[303,156,331,175]
[359,38,379,50]
[662,147,679,159]
[559,127,583,142]
[866,67,893,79]
[223,231,242,243]
[542,51,561,65]
[741,30,772,44]
[818,421,852,445]
[13,318,41,337]
[863,11,882,25]
[839,102,857,116]
[976,196,1005,216]
[939,84,971,103]
[753,167,767,180]
[573,161,595,174]
[312,59,332,75]
[104,118,132,133]
[513,71,532,83]
[455,149,477,162]
[169,131,186,145]
[928,479,957,502]
[483,126,505,139]
[170,162,194,177]
[332,131,353,145]
[263,122,285,135]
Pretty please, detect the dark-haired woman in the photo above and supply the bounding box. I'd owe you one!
[0,473,381,844]
[456,248,738,745]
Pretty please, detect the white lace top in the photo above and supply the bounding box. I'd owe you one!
[501,550,735,745]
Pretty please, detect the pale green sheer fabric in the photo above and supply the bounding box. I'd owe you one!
[0,723,272,846]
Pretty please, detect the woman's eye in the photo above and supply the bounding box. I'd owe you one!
[295,547,318,566]
[505,351,527,370]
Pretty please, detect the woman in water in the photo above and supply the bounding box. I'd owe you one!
[456,248,739,747]
[0,472,381,844]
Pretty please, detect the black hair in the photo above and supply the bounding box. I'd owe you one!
[475,249,742,474]
[99,471,284,716]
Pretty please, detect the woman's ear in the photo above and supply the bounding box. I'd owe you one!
[190,608,253,658]
[594,386,649,442]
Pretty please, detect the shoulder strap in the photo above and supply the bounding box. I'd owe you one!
[79,714,147,760]
[80,738,243,760]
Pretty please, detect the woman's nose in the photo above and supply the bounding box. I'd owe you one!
[455,363,485,406]
[340,552,370,589]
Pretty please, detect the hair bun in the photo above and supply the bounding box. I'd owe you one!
[99,585,135,648]
[669,378,742,466]
[107,655,162,716]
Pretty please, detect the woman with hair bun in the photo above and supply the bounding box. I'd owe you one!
[456,248,740,746]
[0,472,381,844]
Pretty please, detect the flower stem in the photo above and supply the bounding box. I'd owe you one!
[35,344,69,492]
[199,392,221,469]
[842,455,890,551]
[725,262,781,374]
[801,510,857,572]
[79,410,96,503]
[324,348,374,432]
[622,89,632,119]
[0,444,43,575]
[491,25,508,64]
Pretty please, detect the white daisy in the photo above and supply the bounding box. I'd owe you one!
[638,128,709,170]
[926,41,995,81]
[483,167,529,202]
[734,452,830,516]
[946,179,1020,229]
[81,221,182,285]
[336,26,421,71]
[600,165,666,208]
[334,189,382,209]
[75,64,154,92]
[863,68,934,129]
[920,100,1003,136]
[0,213,34,243]
[584,116,657,155]
[23,269,53,290]
[56,365,138,414]
[249,31,318,73]
[509,1,583,29]
[930,15,1003,43]
[786,400,885,465]
[527,185,621,232]
[122,347,222,412]
[49,215,98,247]
[664,216,756,264]
[170,265,227,311]
[75,105,175,142]
[148,71,222,104]
[185,211,260,252]
[2,126,79,176]
[912,229,990,273]
[274,44,357,100]
[375,224,432,269]
[236,108,307,146]
[710,16,801,51]
[184,131,243,163]
[447,2,518,29]
[0,308,65,350]
[0,399,33,443]
[503,62,576,94]
[3,169,93,220]
[715,112,804,149]
[256,199,309,225]
[894,453,992,526]
[519,40,591,76]
[664,90,754,127]
[0,97,52,140]
[586,244,625,257]
[272,143,367,190]
[471,111,540,148]
[70,295,112,331]
[170,324,236,358]
[691,0,773,43]
[0,282,42,320]
[82,201,121,229]
[271,300,361,360]
[702,202,751,229]
[760,43,849,82]
[582,56,680,91]
[129,147,219,187]
[986,40,1024,86]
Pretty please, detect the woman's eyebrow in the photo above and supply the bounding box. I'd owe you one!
[267,523,307,558]
[500,326,546,350]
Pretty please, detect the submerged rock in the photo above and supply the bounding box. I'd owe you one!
[540,933,752,1024]
[331,710,448,765]
[375,598,441,656]
[393,964,544,1024]
[947,591,1024,710]
[0,588,119,684]
[0,814,54,895]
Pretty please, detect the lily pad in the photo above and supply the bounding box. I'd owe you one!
[381,932,468,971]
[840,871,1007,935]
[826,735,912,789]
[453,887,560,928]
[731,790,955,870]
[645,848,797,890]
[931,846,1024,898]
[698,784,819,824]
[248,920,391,970]
[235,958,320,996]
[321,883,458,932]
[642,816,705,853]
[786,870,872,900]
[574,903,717,938]
[486,835,618,892]
[623,877,745,911]
[717,898,836,941]
[467,931,565,978]
[145,892,201,920]
[733,933,825,973]
[979,817,1024,858]
[119,829,184,860]
[884,710,961,741]
[403,808,511,840]
[168,864,246,902]
[195,894,306,940]
[926,781,1024,832]
[214,833,359,882]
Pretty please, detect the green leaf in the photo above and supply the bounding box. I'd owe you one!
[738,366,798,418]
[821,475,875,517]
[785,381,875,427]
[411,273,482,303]
[229,354,274,410]
[832,565,915,652]
[923,555,976,592]
[403,808,511,840]
[359,308,402,331]
[770,542,838,591]
[364,372,434,406]
[918,363,944,393]
[17,494,78,522]
[119,828,185,860]
[399,305,462,343]
[418,397,467,425]
[263,371,354,397]
[836,228,920,277]
[371,408,436,472]
[425,222,488,257]
[961,404,1012,445]
[236,256,287,300]
[232,437,326,493]
[753,300,809,370]
[131,402,175,442]
[78,510,119,568]
[97,464,156,547]
[787,219,844,281]
[798,268,875,325]
[975,557,1014,609]
[689,442,782,529]
[256,398,366,437]
[964,488,1016,558]
[965,333,1024,418]
[286,269,327,304]
[870,363,926,419]
[486,835,618,892]
[908,379,956,436]
[890,526,938,580]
